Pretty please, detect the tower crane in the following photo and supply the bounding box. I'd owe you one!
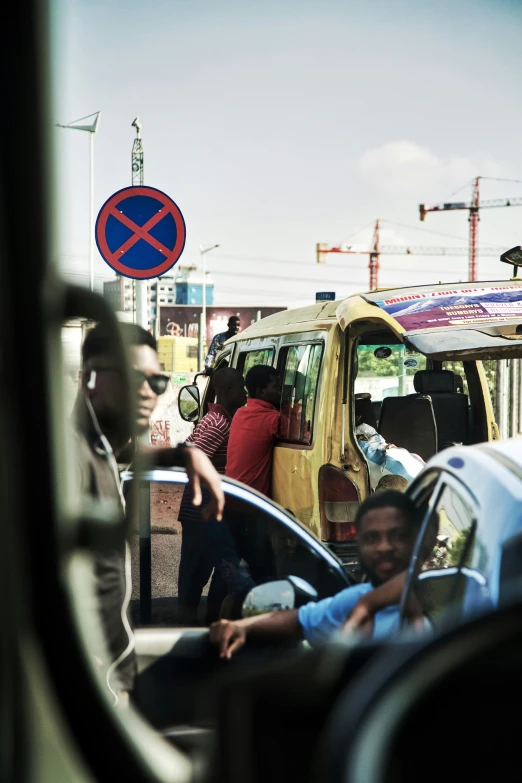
[316,219,504,290]
[419,176,522,282]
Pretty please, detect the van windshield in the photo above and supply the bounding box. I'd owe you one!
[355,345,427,402]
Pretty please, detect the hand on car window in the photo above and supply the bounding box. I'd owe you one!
[209,620,247,659]
[183,446,225,521]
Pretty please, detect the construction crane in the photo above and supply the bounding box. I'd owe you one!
[419,176,522,282]
[316,219,504,290]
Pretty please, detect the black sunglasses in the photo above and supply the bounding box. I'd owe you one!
[131,368,169,395]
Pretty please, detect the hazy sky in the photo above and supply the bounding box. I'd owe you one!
[51,0,522,307]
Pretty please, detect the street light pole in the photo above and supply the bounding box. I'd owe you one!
[56,111,101,292]
[89,129,94,292]
[199,243,219,369]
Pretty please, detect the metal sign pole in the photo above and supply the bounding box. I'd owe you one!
[139,480,152,624]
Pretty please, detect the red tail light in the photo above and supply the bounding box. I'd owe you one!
[319,465,359,542]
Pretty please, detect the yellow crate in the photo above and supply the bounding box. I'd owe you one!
[157,336,201,373]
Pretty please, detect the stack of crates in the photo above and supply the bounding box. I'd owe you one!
[156,336,200,373]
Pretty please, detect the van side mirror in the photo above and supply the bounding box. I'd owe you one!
[178,384,200,422]
[241,575,318,617]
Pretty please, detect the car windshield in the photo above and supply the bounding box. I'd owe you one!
[355,344,428,402]
[8,1,521,778]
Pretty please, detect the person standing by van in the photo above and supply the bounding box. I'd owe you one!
[226,364,282,498]
[178,367,249,624]
[225,365,282,583]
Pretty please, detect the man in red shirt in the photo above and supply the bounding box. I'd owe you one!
[178,368,248,624]
[225,365,282,583]
[226,364,282,497]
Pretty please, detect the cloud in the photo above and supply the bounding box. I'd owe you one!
[358,140,509,199]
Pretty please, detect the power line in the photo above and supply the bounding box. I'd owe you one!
[380,219,469,242]
[480,176,522,185]
[447,178,475,200]
[336,219,377,248]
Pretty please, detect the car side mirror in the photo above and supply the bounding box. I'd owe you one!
[241,575,318,617]
[178,384,200,422]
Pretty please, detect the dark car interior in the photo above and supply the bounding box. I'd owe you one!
[312,601,522,783]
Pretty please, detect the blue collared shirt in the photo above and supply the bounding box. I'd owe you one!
[297,583,401,646]
[205,331,231,368]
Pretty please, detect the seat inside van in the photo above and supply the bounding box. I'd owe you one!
[354,393,378,430]
[378,394,438,462]
[412,369,469,450]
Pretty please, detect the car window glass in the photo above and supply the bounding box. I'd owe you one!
[237,348,275,376]
[421,485,475,571]
[278,343,323,445]
[129,478,346,628]
[409,483,481,630]
[355,344,427,403]
[442,360,469,395]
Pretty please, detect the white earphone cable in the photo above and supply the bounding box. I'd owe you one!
[84,391,134,705]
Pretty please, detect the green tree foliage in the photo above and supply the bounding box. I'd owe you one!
[357,347,426,378]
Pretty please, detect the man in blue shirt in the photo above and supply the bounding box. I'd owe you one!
[209,491,419,658]
[205,316,241,372]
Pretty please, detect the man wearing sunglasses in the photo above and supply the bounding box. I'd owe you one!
[74,322,224,706]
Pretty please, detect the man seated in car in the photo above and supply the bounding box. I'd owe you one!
[209,490,421,658]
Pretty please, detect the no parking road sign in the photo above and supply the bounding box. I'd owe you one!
[95,185,186,279]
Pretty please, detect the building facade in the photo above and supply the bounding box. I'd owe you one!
[103,264,214,325]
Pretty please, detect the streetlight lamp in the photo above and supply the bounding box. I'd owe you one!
[199,243,219,368]
[56,111,101,292]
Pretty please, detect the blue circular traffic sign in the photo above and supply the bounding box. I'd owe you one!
[95,185,186,279]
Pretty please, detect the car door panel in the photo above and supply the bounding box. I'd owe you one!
[129,472,350,737]
[133,627,304,735]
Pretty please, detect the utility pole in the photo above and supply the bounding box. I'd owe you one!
[131,117,149,330]
[56,111,101,292]
[198,243,220,370]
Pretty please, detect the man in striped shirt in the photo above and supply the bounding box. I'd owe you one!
[178,367,248,624]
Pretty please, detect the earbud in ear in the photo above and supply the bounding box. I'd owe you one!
[87,370,97,390]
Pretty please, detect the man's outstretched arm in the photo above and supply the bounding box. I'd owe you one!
[136,443,225,521]
[209,610,302,659]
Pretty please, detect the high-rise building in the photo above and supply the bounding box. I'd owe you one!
[174,264,214,305]
[102,264,214,325]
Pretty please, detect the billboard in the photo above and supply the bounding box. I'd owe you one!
[376,284,522,332]
[159,305,286,340]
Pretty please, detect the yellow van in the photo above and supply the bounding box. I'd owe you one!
[180,279,522,565]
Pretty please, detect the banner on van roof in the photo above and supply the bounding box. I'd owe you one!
[375,284,522,331]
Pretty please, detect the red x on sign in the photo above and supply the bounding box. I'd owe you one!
[95,186,186,279]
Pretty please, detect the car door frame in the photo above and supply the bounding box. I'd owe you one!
[401,468,480,627]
